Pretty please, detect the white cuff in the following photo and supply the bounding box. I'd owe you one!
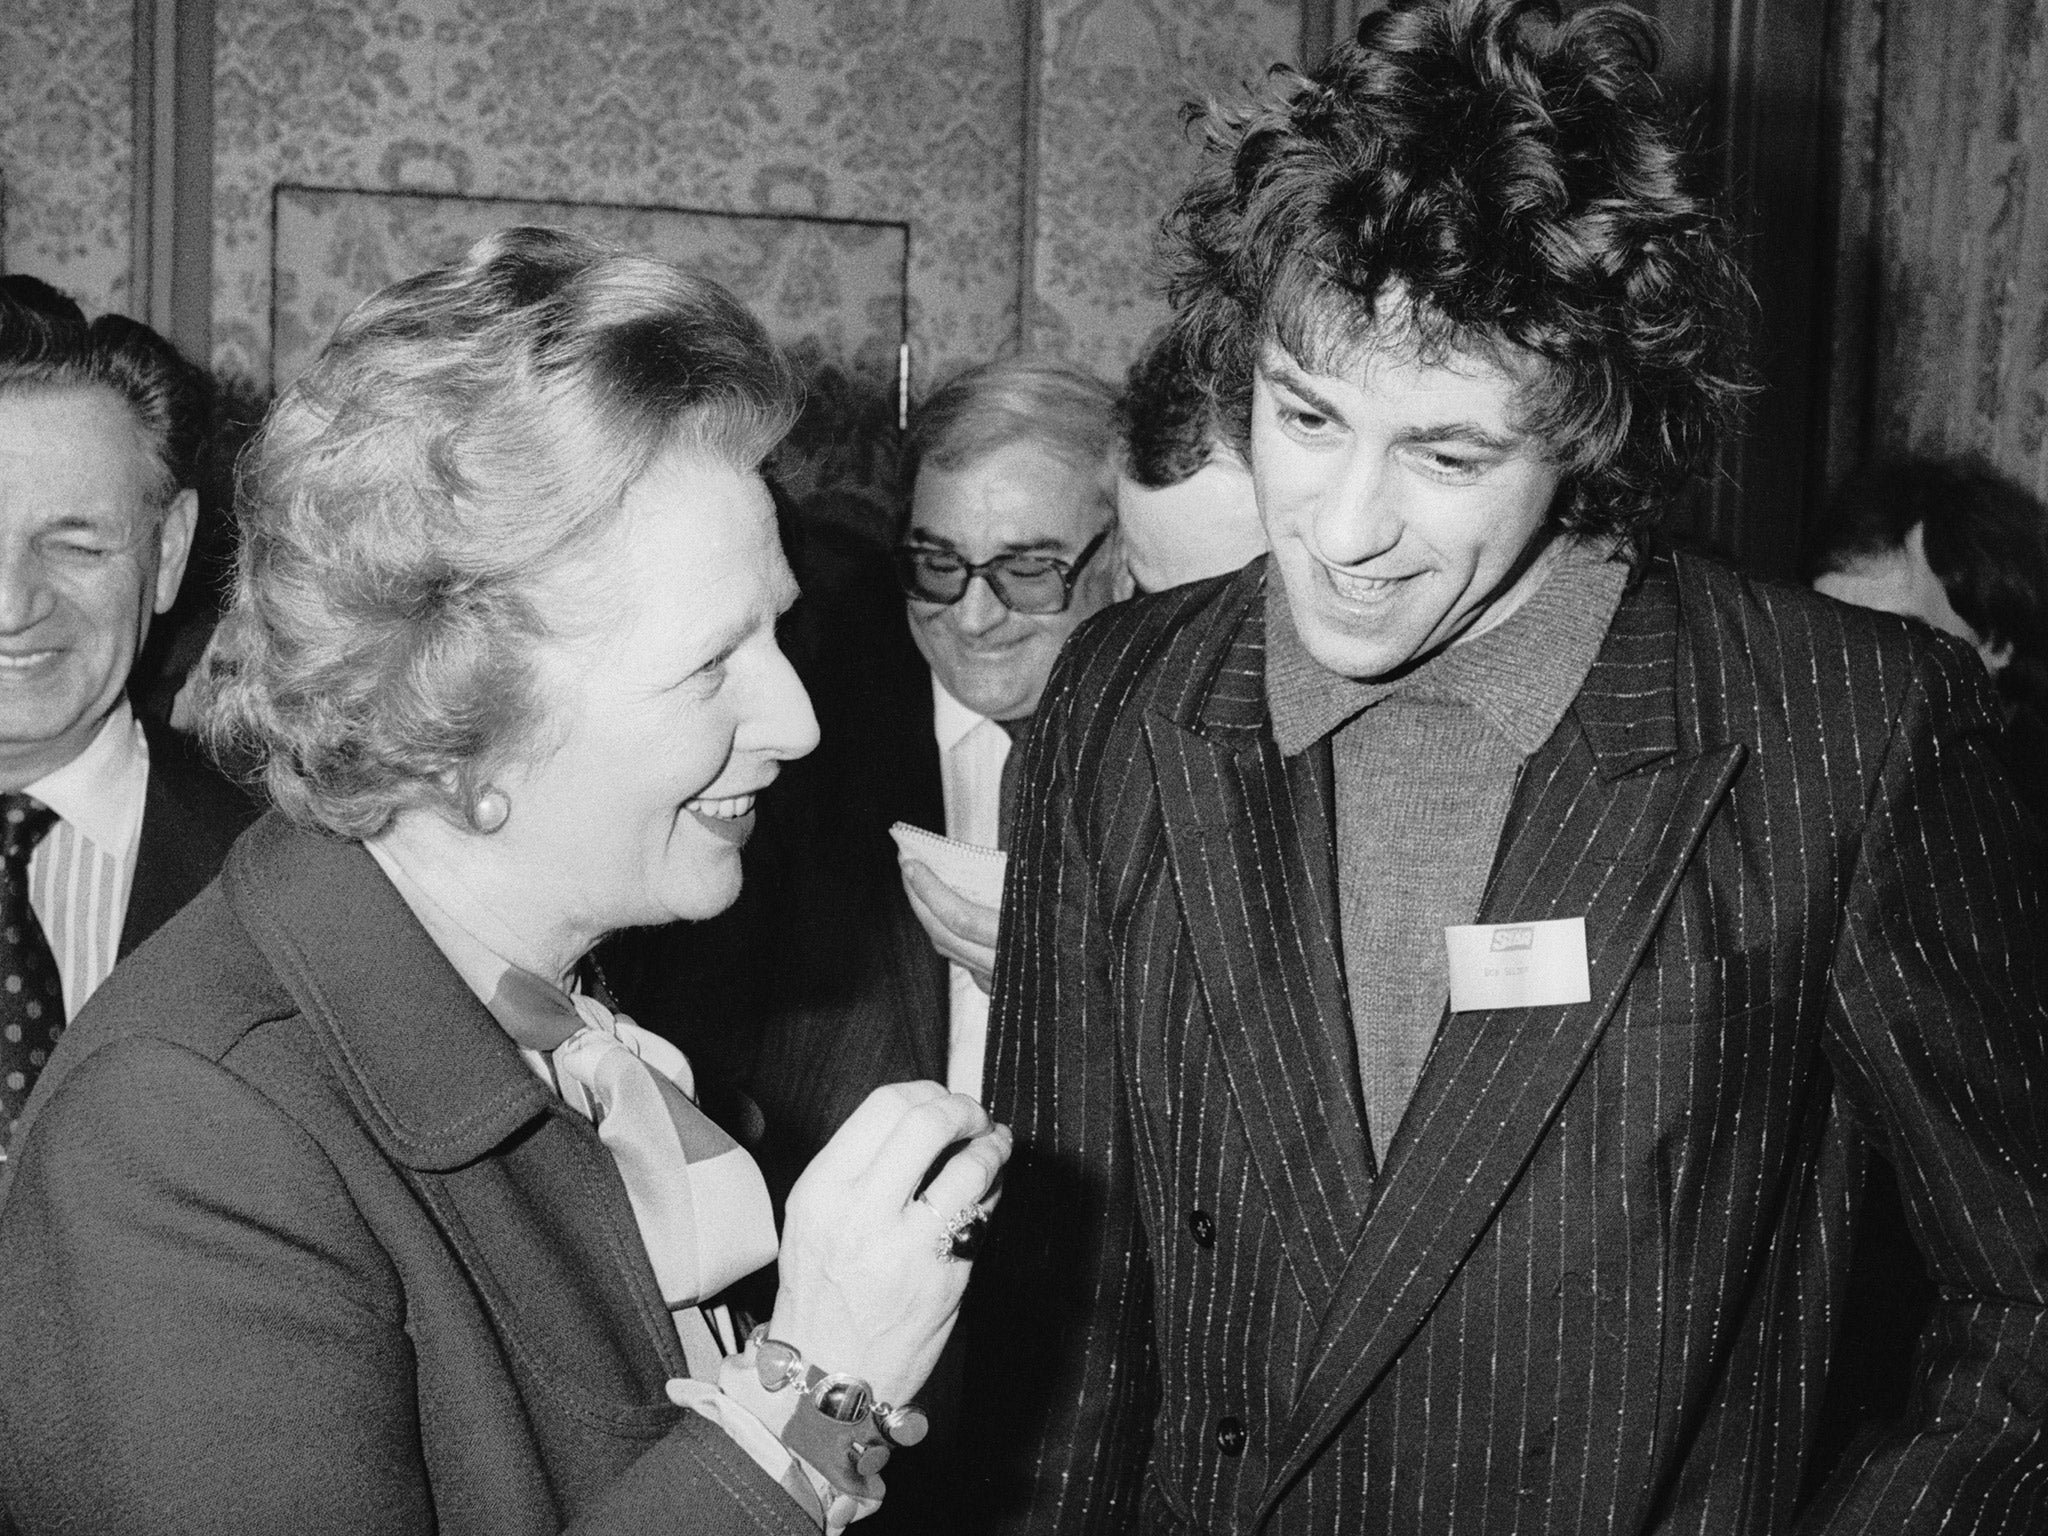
[668,1359,884,1534]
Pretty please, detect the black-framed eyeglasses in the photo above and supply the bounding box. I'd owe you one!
[894,528,1111,616]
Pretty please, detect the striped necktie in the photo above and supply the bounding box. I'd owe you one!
[0,795,63,1157]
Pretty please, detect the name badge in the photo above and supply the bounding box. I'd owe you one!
[1445,917,1592,1012]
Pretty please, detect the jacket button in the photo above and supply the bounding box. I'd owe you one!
[1188,1209,1216,1247]
[1215,1416,1247,1456]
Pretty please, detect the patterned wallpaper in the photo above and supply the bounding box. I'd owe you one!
[6,0,1299,394]
[212,0,1025,389]
[0,0,134,317]
[1029,0,1298,378]
[269,186,907,392]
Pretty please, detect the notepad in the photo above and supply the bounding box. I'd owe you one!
[888,822,1009,907]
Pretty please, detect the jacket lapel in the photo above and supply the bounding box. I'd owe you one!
[903,700,946,837]
[1257,560,1746,1518]
[222,816,691,1394]
[899,719,949,1079]
[859,630,945,1075]
[887,874,950,1084]
[122,718,259,957]
[1147,572,1374,1299]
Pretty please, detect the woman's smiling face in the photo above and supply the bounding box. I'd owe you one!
[496,446,819,938]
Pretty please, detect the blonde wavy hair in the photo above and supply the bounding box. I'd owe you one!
[200,226,799,837]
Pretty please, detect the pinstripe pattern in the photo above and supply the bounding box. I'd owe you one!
[28,816,132,1020]
[966,551,2048,1534]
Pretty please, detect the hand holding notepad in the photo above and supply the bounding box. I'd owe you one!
[891,823,1007,991]
[888,823,1008,906]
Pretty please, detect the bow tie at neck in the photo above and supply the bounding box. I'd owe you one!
[489,966,777,1309]
[359,842,778,1314]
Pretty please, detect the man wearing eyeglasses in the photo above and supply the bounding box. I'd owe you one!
[0,279,256,1158]
[891,359,1122,1101]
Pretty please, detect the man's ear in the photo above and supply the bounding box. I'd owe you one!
[1093,522,1130,608]
[153,488,199,615]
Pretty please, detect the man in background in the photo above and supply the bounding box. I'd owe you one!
[1801,453,2048,1487]
[1114,323,1266,595]
[889,360,1122,1083]
[968,1,2048,1531]
[1808,455,2048,820]
[0,279,257,1153]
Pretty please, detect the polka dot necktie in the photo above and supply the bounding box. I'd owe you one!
[0,794,64,1155]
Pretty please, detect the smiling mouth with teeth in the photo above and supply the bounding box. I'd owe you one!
[1325,567,1415,598]
[0,652,57,670]
[686,793,756,819]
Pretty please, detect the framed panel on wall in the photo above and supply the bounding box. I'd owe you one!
[270,185,912,534]
[270,185,908,393]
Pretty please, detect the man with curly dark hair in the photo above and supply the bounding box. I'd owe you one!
[964,3,2048,1533]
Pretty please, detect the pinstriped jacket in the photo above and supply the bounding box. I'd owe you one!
[967,551,2048,1534]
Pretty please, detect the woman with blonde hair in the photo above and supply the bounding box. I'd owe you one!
[0,227,1007,1535]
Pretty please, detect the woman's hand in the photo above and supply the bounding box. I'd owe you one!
[768,1081,1011,1407]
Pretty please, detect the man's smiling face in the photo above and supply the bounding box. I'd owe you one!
[903,439,1118,721]
[0,385,195,788]
[1250,334,1566,682]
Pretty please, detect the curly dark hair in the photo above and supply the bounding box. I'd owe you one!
[1117,322,1221,490]
[1806,456,2048,714]
[1165,0,1752,540]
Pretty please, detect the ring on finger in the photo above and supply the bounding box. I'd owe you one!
[915,1194,990,1262]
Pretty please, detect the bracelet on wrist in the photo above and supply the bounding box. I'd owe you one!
[747,1325,930,1499]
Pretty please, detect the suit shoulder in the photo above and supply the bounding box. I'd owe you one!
[71,882,296,1071]
[1,882,304,1204]
[1673,550,1982,691]
[143,719,263,837]
[124,720,264,953]
[1047,563,1257,730]
[1668,549,2002,750]
[1066,565,1244,669]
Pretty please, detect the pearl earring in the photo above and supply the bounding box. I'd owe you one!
[470,787,511,834]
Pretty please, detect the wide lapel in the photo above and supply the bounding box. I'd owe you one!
[121,719,259,956]
[221,815,693,1405]
[1146,571,1374,1300]
[1257,559,1746,1518]
[898,718,949,1079]
[901,694,947,837]
[886,874,950,1084]
[860,623,947,1077]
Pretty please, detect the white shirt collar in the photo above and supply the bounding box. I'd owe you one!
[932,673,996,754]
[25,700,149,863]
